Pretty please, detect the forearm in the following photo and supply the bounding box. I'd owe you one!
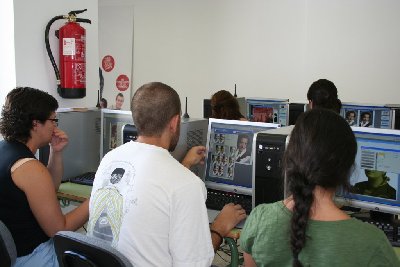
[47,149,63,189]
[210,228,224,252]
[64,199,90,232]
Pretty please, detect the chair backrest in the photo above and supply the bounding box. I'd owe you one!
[54,231,133,267]
[0,220,17,267]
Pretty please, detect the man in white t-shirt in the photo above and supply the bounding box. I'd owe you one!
[87,82,246,266]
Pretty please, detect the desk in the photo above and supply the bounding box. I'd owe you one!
[57,182,92,204]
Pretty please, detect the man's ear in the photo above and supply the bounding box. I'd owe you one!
[169,114,180,133]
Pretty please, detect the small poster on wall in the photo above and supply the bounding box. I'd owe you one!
[102,55,115,72]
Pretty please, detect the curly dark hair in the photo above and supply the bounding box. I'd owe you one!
[211,90,245,120]
[283,109,356,266]
[0,87,58,143]
[307,79,342,113]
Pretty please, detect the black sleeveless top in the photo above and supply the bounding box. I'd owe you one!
[0,141,49,256]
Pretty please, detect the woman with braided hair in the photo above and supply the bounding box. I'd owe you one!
[240,109,399,266]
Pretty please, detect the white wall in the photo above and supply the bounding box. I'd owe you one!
[132,0,400,118]
[13,0,99,108]
[99,0,134,110]
[0,0,16,109]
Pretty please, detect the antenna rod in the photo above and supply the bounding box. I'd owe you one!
[234,84,237,97]
[182,97,190,119]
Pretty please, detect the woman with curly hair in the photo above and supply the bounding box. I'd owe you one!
[0,87,88,266]
[240,109,399,266]
[210,90,246,120]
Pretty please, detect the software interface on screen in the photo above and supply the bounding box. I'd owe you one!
[246,98,289,126]
[204,119,280,194]
[101,109,133,158]
[340,103,392,129]
[337,128,400,214]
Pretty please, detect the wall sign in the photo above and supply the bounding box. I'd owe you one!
[102,55,115,72]
[116,74,129,91]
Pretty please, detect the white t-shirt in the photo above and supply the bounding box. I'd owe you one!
[87,141,214,267]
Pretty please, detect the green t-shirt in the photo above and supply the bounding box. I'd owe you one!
[240,201,400,267]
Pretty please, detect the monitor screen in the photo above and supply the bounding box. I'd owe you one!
[340,103,393,129]
[336,127,400,215]
[246,98,289,126]
[101,109,133,158]
[203,119,280,195]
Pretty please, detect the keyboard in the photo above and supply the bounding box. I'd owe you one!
[69,172,96,186]
[206,188,252,214]
[357,218,400,247]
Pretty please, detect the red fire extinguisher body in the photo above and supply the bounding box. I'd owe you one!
[58,21,86,98]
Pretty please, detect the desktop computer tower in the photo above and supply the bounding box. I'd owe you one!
[253,126,294,207]
[171,118,208,177]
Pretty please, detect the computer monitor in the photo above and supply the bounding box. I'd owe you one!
[336,127,400,216]
[340,102,393,129]
[101,109,133,158]
[203,119,281,196]
[289,103,308,125]
[246,98,289,126]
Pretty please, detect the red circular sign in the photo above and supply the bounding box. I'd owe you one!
[102,55,115,72]
[116,74,130,91]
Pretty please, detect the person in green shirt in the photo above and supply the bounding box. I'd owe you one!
[240,108,400,267]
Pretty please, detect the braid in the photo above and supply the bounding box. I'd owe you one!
[290,173,316,267]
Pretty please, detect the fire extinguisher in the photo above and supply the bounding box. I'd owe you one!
[45,9,91,98]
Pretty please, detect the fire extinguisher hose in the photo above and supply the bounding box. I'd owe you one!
[45,15,65,90]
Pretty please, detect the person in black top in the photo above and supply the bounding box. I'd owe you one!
[0,87,89,266]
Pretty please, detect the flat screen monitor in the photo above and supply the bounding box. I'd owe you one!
[340,103,393,129]
[246,98,289,126]
[289,103,308,126]
[336,127,400,215]
[101,109,133,158]
[203,119,281,195]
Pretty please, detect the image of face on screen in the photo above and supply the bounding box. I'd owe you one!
[345,110,357,126]
[208,132,253,180]
[350,169,397,200]
[359,111,373,127]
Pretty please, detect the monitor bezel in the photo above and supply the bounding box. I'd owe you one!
[335,126,400,215]
[203,118,281,195]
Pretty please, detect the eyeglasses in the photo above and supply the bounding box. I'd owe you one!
[47,118,59,126]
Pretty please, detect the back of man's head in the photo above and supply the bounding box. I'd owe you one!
[132,82,181,137]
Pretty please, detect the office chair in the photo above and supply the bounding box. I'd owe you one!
[0,220,17,267]
[54,231,133,267]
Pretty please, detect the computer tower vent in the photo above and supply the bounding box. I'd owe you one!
[186,129,204,150]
